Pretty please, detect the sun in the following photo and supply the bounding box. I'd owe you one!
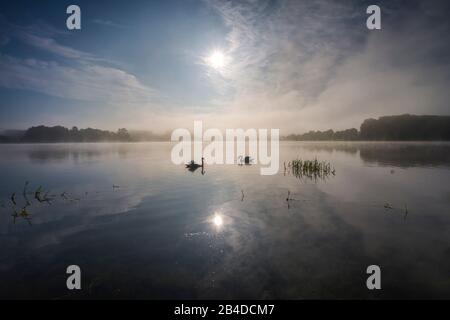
[207,50,226,69]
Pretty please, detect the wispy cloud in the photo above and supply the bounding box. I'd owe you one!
[201,0,450,132]
[92,19,129,29]
[0,18,157,106]
[0,54,155,103]
[17,32,92,60]
[210,0,366,102]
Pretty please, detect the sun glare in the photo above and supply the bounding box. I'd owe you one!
[207,50,226,69]
[213,214,223,227]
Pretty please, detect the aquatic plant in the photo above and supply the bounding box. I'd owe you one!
[10,192,16,206]
[22,181,31,206]
[285,190,308,209]
[286,158,335,181]
[34,186,42,201]
[0,181,127,225]
[34,186,54,204]
[12,204,32,225]
[286,190,291,208]
[383,202,409,218]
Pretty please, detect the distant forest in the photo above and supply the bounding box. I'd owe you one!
[284,115,450,141]
[0,126,169,143]
[0,115,449,143]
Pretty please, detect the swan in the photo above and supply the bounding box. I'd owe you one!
[186,157,204,170]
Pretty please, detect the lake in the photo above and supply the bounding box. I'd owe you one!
[0,142,449,299]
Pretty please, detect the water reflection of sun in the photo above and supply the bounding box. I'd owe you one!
[211,212,224,231]
[213,214,223,227]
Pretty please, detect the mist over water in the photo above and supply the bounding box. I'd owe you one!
[0,142,449,299]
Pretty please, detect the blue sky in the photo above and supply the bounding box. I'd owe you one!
[0,0,449,133]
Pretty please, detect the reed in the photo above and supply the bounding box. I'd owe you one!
[1,181,118,225]
[286,158,335,181]
[10,192,17,206]
[34,186,54,204]
[12,204,32,225]
[22,181,31,206]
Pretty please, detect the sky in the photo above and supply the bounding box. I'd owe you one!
[0,0,449,134]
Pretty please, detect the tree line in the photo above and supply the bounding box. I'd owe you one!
[21,126,132,142]
[0,115,449,142]
[283,115,450,141]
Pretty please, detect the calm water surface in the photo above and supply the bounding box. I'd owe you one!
[0,142,449,299]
